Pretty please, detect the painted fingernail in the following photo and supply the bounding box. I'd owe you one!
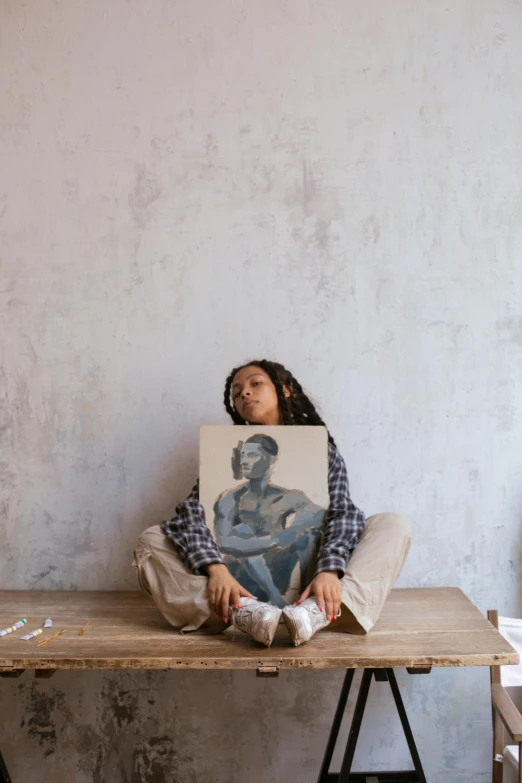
[236,604,241,609]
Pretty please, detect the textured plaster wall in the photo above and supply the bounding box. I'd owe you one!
[1,1,522,781]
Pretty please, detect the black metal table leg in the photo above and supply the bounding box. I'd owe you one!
[318,670,356,783]
[386,670,427,783]
[338,669,373,782]
[318,668,428,783]
[0,747,12,783]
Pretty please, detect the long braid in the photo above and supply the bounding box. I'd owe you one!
[224,359,337,448]
[285,372,337,448]
[223,367,246,424]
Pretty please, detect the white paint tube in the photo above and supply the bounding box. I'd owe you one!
[20,628,43,641]
[0,619,27,637]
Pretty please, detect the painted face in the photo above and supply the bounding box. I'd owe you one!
[239,442,273,479]
[232,366,287,425]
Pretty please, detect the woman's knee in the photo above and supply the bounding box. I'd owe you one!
[365,512,411,542]
[136,524,164,550]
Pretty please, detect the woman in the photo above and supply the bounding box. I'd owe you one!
[133,360,411,647]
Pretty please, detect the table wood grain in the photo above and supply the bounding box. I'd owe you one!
[0,587,517,672]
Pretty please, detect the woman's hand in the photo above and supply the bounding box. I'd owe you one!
[297,571,342,621]
[206,563,257,623]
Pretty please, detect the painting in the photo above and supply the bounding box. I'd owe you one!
[200,425,329,607]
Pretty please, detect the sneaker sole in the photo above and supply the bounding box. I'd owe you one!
[282,610,307,647]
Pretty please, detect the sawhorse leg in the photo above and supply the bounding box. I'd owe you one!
[318,668,428,783]
[0,748,12,783]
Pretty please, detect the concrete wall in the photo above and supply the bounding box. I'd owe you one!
[1,0,522,780]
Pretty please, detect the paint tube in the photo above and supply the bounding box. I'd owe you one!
[20,629,43,641]
[0,619,27,637]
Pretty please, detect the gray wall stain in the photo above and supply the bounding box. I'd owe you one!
[129,166,163,229]
[132,738,197,783]
[21,684,73,759]
[361,215,381,246]
[497,316,522,347]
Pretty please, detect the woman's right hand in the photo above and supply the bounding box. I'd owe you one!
[206,563,257,623]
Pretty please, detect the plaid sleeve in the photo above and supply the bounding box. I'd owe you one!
[160,481,225,574]
[314,443,366,577]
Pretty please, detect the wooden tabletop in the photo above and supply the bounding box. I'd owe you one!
[0,587,517,672]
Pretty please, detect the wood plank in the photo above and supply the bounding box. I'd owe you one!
[0,588,517,672]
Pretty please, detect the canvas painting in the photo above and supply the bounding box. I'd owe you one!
[200,425,329,607]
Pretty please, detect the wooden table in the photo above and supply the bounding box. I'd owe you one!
[0,587,517,783]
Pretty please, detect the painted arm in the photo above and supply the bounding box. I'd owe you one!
[214,495,278,557]
[274,501,325,547]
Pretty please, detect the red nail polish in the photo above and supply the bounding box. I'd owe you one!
[237,604,241,609]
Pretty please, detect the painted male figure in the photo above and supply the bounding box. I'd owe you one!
[213,434,326,607]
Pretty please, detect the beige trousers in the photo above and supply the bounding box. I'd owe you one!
[132,513,411,634]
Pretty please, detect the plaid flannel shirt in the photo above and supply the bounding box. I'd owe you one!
[161,442,365,577]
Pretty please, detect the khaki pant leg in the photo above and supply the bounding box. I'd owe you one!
[336,513,412,634]
[132,524,225,633]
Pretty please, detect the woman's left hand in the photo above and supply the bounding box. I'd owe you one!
[297,571,342,622]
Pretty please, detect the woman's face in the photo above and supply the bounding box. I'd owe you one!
[239,442,272,478]
[232,366,289,425]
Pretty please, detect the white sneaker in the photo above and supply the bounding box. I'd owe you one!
[229,598,282,647]
[282,598,331,647]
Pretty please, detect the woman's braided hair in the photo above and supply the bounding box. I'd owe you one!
[223,359,337,448]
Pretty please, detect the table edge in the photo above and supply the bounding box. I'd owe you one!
[1,651,519,671]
